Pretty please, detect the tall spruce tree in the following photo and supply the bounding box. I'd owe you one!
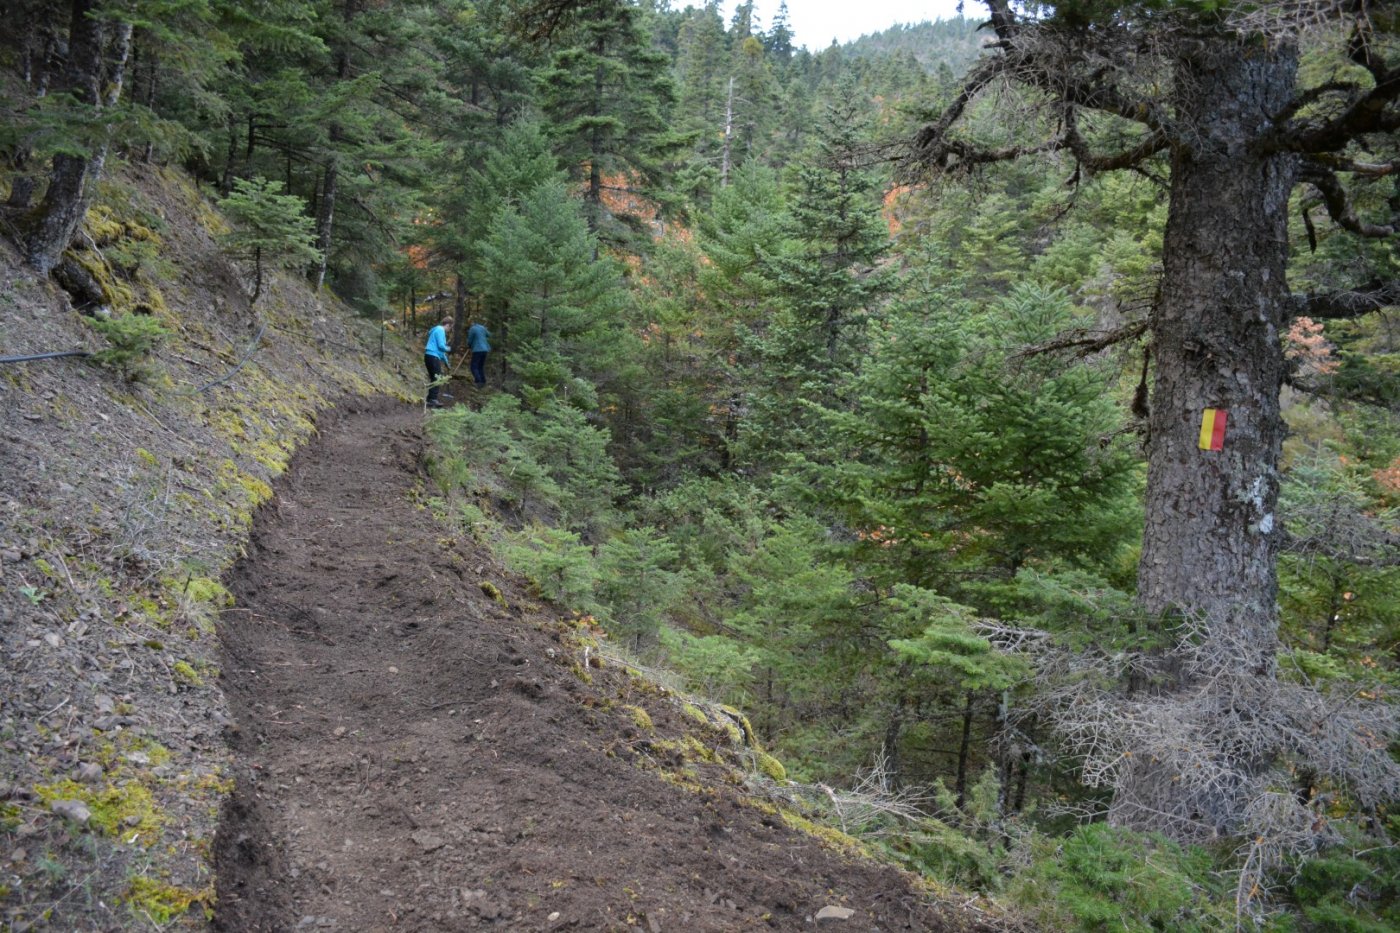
[742,76,892,464]
[537,0,681,240]
[476,176,625,393]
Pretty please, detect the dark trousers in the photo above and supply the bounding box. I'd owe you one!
[470,351,488,386]
[425,354,446,404]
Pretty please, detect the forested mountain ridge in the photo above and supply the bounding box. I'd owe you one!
[2,0,1399,930]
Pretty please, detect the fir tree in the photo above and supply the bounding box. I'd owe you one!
[537,0,682,240]
[217,175,321,304]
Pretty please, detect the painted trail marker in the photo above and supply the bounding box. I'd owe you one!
[1198,408,1227,451]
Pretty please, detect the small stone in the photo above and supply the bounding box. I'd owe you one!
[43,633,62,648]
[74,762,103,783]
[388,666,399,674]
[332,726,348,737]
[9,847,26,862]
[815,905,855,924]
[94,695,115,713]
[410,829,445,852]
[1,549,20,563]
[50,799,92,823]
[548,911,560,922]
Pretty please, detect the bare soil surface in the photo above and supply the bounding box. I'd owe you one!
[214,398,1002,932]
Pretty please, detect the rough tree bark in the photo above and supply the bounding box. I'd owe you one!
[25,0,132,275]
[1138,42,1298,673]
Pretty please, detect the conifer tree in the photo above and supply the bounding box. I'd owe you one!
[537,0,682,240]
[22,0,134,274]
[742,76,892,464]
[217,175,321,304]
[476,177,625,390]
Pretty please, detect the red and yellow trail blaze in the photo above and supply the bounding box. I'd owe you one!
[1198,408,1228,451]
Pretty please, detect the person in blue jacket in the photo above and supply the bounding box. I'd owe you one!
[424,316,452,408]
[465,320,490,387]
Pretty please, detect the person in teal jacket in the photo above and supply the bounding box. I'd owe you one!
[424,316,452,408]
[466,320,490,386]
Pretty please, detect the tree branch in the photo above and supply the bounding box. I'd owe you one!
[1011,319,1149,359]
[1299,161,1399,238]
[1292,280,1400,320]
[1277,73,1400,154]
[1063,107,1168,173]
[906,1,1169,179]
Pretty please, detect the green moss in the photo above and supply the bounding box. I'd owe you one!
[179,576,232,608]
[71,247,137,310]
[680,702,709,727]
[123,875,212,923]
[136,447,158,468]
[172,661,204,687]
[654,735,719,765]
[623,705,654,733]
[480,580,507,606]
[86,205,127,245]
[780,809,867,856]
[34,779,163,842]
[718,705,757,745]
[755,750,787,782]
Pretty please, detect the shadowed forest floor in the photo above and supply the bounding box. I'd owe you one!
[213,397,1003,932]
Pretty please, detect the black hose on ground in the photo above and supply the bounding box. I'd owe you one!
[0,350,91,364]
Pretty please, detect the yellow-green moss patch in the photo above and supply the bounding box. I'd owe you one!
[123,875,212,923]
[623,705,654,733]
[754,750,787,782]
[34,779,163,842]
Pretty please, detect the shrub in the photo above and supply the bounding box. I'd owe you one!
[1011,823,1232,931]
[89,312,170,381]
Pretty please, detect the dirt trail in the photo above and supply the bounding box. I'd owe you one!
[214,398,998,932]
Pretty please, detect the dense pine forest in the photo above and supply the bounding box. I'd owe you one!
[3,1,1400,929]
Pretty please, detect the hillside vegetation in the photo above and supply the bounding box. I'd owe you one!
[3,1,1399,930]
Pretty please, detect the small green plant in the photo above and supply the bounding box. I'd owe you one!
[1011,823,1232,932]
[19,585,46,605]
[172,661,204,687]
[89,313,170,381]
[217,176,321,305]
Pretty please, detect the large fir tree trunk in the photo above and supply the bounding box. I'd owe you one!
[1122,39,1298,826]
[25,0,132,275]
[1138,42,1297,665]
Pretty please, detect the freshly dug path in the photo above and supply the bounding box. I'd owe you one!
[214,398,996,932]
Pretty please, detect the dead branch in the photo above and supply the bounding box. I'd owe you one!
[1299,161,1399,238]
[1293,280,1400,319]
[1009,319,1149,360]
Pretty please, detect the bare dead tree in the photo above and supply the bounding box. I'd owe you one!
[987,615,1400,921]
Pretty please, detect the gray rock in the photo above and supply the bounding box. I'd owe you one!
[1,549,21,563]
[410,829,446,852]
[50,798,92,823]
[74,762,104,783]
[815,905,855,924]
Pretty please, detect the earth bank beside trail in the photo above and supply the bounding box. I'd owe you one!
[214,398,1009,932]
[0,164,415,931]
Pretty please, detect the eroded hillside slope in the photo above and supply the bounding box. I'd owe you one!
[0,164,412,929]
